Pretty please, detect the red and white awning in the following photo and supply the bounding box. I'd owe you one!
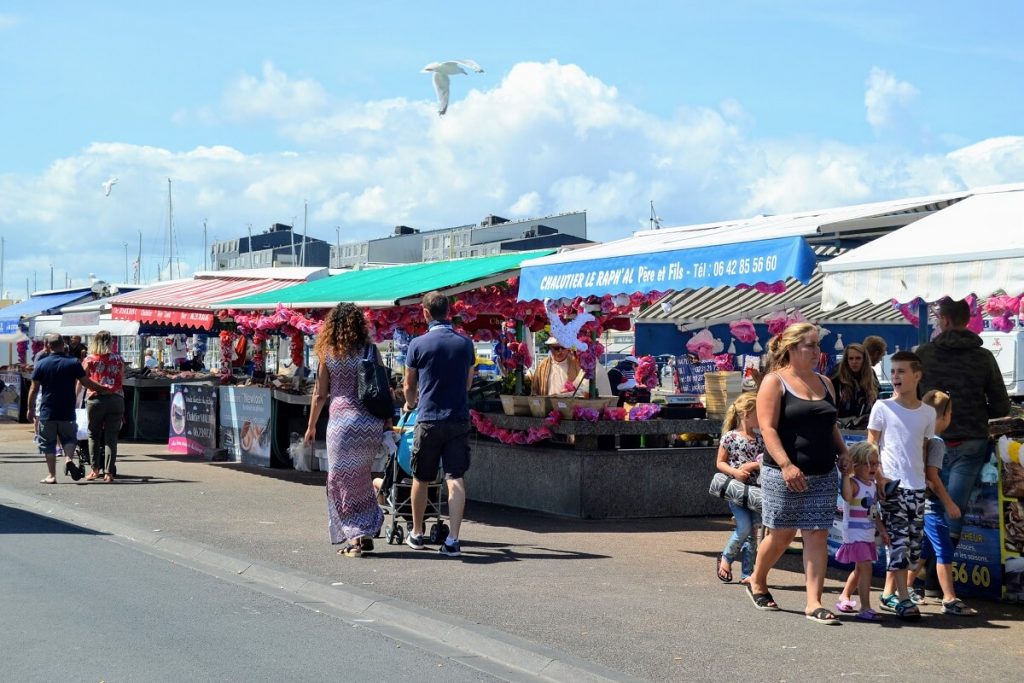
[110,269,326,329]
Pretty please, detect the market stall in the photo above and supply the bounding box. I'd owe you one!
[107,268,327,446]
[821,185,1024,601]
[219,250,559,467]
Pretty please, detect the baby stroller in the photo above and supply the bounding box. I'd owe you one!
[379,409,449,546]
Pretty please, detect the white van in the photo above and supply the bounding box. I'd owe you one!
[980,330,1024,398]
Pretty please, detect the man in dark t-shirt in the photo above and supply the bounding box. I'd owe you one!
[28,333,108,484]
[403,291,475,557]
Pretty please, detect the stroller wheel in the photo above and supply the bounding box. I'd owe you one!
[428,523,441,544]
[393,525,404,546]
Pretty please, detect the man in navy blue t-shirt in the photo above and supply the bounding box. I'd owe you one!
[28,333,108,484]
[403,291,475,557]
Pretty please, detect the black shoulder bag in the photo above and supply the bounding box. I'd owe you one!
[358,344,395,420]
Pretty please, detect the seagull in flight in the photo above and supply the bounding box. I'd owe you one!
[422,59,484,115]
[102,177,118,197]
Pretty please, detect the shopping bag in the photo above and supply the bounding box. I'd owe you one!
[358,345,395,420]
[75,408,89,441]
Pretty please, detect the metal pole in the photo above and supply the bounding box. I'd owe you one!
[50,264,53,289]
[248,224,253,269]
[335,226,340,268]
[203,219,208,271]
[301,201,308,267]
[124,242,129,282]
[137,230,142,284]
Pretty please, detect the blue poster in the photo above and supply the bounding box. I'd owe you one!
[218,387,272,466]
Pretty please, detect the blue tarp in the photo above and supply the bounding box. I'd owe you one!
[0,289,93,335]
[517,236,817,301]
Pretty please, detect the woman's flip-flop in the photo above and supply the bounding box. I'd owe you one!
[716,556,733,583]
[805,607,840,625]
[746,583,780,611]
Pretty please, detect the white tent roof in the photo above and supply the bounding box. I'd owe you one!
[821,188,1024,308]
[522,188,971,268]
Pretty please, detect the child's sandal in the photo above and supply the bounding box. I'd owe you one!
[337,543,362,557]
[835,598,858,613]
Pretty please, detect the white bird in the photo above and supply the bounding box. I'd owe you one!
[102,177,118,197]
[422,59,484,115]
[544,299,594,352]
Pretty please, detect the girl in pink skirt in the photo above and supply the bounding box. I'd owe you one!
[835,442,891,621]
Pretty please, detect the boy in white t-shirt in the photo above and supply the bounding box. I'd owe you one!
[867,351,935,620]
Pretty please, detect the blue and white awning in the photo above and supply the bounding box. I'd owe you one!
[518,235,816,301]
[0,289,93,336]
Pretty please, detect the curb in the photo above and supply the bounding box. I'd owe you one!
[0,485,642,683]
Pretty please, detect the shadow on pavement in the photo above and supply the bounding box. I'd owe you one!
[466,500,732,534]
[367,539,609,564]
[207,462,327,486]
[0,504,109,536]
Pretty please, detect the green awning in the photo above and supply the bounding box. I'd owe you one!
[219,249,557,310]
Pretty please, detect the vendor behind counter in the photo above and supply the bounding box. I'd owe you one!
[529,336,612,396]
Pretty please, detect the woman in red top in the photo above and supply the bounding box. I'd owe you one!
[83,330,125,482]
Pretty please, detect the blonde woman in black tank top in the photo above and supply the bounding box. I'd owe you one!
[745,323,850,624]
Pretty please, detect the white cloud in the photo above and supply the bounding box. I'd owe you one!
[222,61,328,122]
[1,60,1022,295]
[864,67,919,131]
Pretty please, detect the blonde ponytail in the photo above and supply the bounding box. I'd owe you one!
[721,392,757,437]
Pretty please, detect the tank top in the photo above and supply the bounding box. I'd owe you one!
[839,477,877,544]
[763,372,839,476]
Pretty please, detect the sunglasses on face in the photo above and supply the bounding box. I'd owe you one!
[550,346,566,351]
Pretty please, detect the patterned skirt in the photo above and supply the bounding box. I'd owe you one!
[761,466,839,530]
[325,402,384,544]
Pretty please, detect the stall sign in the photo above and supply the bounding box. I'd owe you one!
[998,437,1024,602]
[61,311,100,327]
[0,371,20,420]
[218,386,272,466]
[168,383,217,456]
[952,477,1003,601]
[675,357,719,394]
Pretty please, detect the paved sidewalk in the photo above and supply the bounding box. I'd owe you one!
[2,422,1022,681]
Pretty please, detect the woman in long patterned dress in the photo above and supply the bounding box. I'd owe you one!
[305,303,386,557]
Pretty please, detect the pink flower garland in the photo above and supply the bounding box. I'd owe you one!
[983,294,1021,332]
[16,340,28,365]
[729,319,757,344]
[573,406,601,422]
[470,409,562,445]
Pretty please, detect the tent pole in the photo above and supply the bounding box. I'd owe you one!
[917,300,929,348]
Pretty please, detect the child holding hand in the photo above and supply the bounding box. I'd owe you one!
[835,442,890,621]
[715,393,764,583]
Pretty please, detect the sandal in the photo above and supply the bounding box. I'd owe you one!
[39,476,56,484]
[855,609,882,622]
[85,470,101,481]
[835,598,858,613]
[360,538,374,553]
[717,556,733,583]
[337,543,362,557]
[879,593,899,612]
[942,599,976,616]
[805,607,840,625]
[746,584,779,611]
[895,599,921,620]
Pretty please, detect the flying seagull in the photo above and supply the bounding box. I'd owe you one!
[422,59,484,115]
[102,177,118,197]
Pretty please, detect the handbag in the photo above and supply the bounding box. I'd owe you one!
[708,472,762,512]
[358,344,395,420]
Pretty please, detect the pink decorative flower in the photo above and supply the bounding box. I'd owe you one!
[729,319,757,344]
[635,355,658,389]
[713,354,734,371]
[603,407,626,421]
[629,403,661,421]
[573,406,600,422]
[686,329,716,361]
[764,311,789,337]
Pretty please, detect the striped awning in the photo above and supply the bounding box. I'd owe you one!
[110,269,326,329]
[639,259,907,328]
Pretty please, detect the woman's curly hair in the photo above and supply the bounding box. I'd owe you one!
[313,303,370,360]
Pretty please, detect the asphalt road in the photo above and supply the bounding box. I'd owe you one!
[0,504,497,683]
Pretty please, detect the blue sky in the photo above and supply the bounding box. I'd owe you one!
[1,1,1022,295]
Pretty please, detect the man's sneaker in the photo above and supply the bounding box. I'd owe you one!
[406,533,426,550]
[879,593,900,612]
[439,539,461,557]
[908,589,926,605]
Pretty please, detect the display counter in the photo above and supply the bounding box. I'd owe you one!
[123,376,217,442]
[270,389,327,468]
[465,414,724,519]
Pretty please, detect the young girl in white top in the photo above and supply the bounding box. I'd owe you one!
[835,441,891,621]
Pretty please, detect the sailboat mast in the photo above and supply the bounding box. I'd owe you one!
[301,201,308,267]
[167,178,175,279]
